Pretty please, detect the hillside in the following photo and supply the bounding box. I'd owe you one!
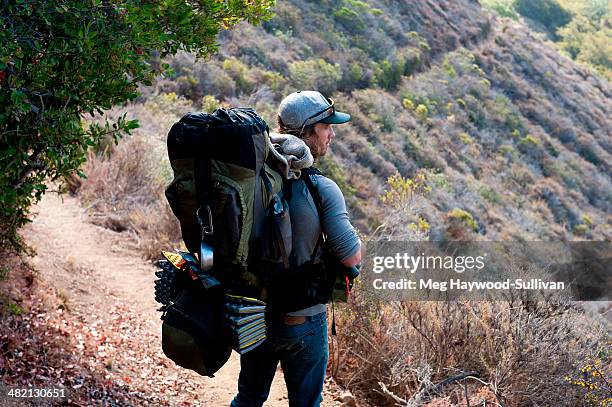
[148,0,611,242]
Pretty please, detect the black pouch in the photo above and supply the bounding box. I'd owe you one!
[161,285,231,377]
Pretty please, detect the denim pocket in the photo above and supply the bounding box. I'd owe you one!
[270,318,318,352]
[298,316,328,360]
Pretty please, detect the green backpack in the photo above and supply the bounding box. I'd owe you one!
[165,108,291,298]
[160,108,293,377]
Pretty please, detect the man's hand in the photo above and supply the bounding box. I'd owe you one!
[341,242,362,268]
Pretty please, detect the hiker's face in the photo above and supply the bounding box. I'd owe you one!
[310,123,335,157]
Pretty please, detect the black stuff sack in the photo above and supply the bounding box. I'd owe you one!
[161,282,231,378]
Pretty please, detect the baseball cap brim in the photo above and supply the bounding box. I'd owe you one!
[319,111,351,124]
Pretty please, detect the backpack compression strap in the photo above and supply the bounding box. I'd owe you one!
[189,120,213,244]
[194,158,213,238]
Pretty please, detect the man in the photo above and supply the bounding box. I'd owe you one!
[231,91,362,407]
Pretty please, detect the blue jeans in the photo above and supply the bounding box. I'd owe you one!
[231,312,328,407]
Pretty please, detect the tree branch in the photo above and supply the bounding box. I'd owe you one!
[12,145,45,189]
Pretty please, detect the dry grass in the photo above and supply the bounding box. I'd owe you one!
[71,133,181,260]
[330,292,606,406]
[66,95,194,260]
[330,156,609,406]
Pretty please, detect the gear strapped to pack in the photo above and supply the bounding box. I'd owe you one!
[161,108,286,375]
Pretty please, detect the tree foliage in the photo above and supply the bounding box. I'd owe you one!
[288,59,342,95]
[556,9,611,80]
[513,0,572,39]
[482,0,611,78]
[0,0,273,251]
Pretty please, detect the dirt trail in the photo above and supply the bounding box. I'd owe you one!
[23,192,299,406]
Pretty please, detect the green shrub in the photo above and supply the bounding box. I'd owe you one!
[398,47,423,76]
[144,92,194,118]
[479,185,502,204]
[557,15,611,79]
[249,69,286,94]
[201,95,222,113]
[402,98,415,110]
[447,208,478,231]
[223,58,255,93]
[572,223,589,235]
[374,58,405,90]
[458,132,472,144]
[415,104,428,120]
[347,63,364,83]
[317,155,356,198]
[545,141,560,157]
[262,2,301,34]
[442,57,457,78]
[346,0,383,15]
[464,95,487,127]
[520,134,540,146]
[482,0,520,19]
[427,170,452,191]
[517,135,544,161]
[176,75,200,99]
[499,145,517,162]
[7,302,22,316]
[333,7,366,33]
[353,89,399,132]
[289,59,342,95]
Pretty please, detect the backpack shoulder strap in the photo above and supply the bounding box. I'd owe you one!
[301,167,326,262]
[301,167,324,217]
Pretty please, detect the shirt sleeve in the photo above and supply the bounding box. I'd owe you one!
[316,176,361,262]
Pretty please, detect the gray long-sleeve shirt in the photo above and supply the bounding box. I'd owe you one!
[286,173,361,316]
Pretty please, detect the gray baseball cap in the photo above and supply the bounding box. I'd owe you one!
[278,91,351,130]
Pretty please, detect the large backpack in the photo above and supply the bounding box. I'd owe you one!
[159,108,291,376]
[165,108,291,299]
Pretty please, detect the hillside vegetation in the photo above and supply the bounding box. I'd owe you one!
[482,0,611,80]
[130,0,612,243]
[67,0,611,405]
